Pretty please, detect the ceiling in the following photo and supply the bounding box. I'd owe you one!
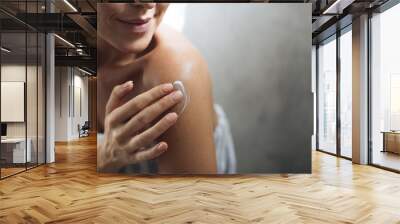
[0,0,394,74]
[1,0,96,73]
[311,0,390,43]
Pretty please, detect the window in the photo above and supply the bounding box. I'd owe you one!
[340,28,352,158]
[0,1,47,179]
[390,74,400,130]
[316,26,353,159]
[371,2,400,171]
[318,36,337,154]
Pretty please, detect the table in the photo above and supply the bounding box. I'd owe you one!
[1,138,31,164]
[382,131,400,154]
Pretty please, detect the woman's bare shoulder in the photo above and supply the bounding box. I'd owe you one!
[143,25,210,87]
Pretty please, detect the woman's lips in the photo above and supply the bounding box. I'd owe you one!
[117,18,152,34]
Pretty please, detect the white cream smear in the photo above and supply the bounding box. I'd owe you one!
[172,80,189,115]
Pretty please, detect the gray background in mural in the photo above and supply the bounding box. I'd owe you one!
[181,4,312,173]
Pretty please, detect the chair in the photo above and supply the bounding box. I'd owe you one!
[78,121,90,138]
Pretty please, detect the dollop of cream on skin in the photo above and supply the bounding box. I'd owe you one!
[173,80,189,115]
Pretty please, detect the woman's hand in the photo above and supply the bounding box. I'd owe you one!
[98,80,183,172]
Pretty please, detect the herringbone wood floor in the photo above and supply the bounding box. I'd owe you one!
[1,135,400,224]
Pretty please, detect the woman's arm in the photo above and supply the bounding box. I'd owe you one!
[146,53,217,174]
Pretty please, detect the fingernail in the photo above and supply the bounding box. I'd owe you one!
[123,81,133,89]
[162,83,173,92]
[172,91,183,101]
[166,112,178,122]
[157,142,167,151]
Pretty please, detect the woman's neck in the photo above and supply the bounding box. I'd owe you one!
[98,36,158,68]
[98,38,136,67]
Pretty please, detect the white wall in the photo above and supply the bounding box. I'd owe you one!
[1,65,37,137]
[1,82,25,122]
[55,66,68,141]
[72,73,89,138]
[54,67,89,141]
[1,65,26,133]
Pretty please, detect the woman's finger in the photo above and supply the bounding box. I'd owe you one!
[110,83,174,125]
[105,80,134,115]
[116,90,183,141]
[124,112,178,153]
[130,142,168,163]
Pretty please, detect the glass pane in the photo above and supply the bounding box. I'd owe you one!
[0,1,46,178]
[312,46,317,150]
[340,29,352,158]
[38,32,45,165]
[1,31,27,177]
[74,85,82,137]
[390,75,400,130]
[27,31,38,169]
[318,37,337,154]
[371,3,400,171]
